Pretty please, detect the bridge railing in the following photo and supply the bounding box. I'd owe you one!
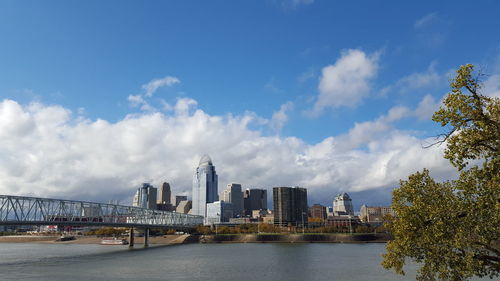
[0,195,203,228]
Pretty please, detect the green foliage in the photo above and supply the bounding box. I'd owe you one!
[382,64,500,281]
[193,223,381,235]
[88,227,127,237]
[354,225,372,233]
[194,225,212,235]
[258,223,283,233]
[433,64,499,171]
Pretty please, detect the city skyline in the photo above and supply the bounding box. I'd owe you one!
[128,156,370,214]
[0,1,499,209]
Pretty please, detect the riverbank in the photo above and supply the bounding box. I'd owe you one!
[0,235,188,244]
[190,233,391,243]
[0,233,391,244]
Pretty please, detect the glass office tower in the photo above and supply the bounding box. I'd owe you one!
[192,155,219,220]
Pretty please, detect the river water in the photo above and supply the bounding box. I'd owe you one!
[0,242,467,281]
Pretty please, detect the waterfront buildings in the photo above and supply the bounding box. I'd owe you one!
[206,201,233,225]
[262,211,274,224]
[273,186,308,226]
[221,183,244,217]
[192,155,219,220]
[359,205,395,223]
[326,216,361,230]
[243,188,267,216]
[176,200,192,214]
[252,209,269,219]
[309,204,327,220]
[251,209,274,223]
[132,183,157,210]
[333,193,354,216]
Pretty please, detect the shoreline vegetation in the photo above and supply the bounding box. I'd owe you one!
[0,233,391,244]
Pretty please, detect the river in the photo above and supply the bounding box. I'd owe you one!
[0,243,478,280]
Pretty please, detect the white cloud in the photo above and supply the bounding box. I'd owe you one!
[397,61,441,90]
[127,94,145,106]
[334,105,411,151]
[174,97,198,116]
[128,75,181,112]
[483,74,500,98]
[483,54,500,98]
[413,13,450,49]
[414,94,440,121]
[0,98,456,205]
[142,76,180,97]
[382,61,442,95]
[312,49,379,114]
[127,94,156,112]
[414,12,438,29]
[270,101,294,134]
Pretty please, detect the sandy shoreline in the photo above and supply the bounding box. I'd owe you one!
[0,233,390,244]
[0,235,188,245]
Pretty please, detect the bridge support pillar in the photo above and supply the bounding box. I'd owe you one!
[128,228,134,247]
[144,228,149,247]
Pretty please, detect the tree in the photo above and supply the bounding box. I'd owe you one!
[382,64,500,281]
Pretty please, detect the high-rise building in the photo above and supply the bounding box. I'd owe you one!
[156,182,174,211]
[206,201,233,225]
[176,200,192,214]
[273,186,308,226]
[132,183,157,210]
[174,195,188,207]
[192,155,219,220]
[243,188,267,216]
[309,204,327,220]
[222,183,244,217]
[359,205,395,223]
[333,193,354,216]
[157,182,171,205]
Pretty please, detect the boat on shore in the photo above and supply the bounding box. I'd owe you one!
[100,238,129,245]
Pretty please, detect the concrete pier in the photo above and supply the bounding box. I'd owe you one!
[144,228,149,247]
[128,228,134,247]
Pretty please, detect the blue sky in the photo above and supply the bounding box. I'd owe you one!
[0,0,499,208]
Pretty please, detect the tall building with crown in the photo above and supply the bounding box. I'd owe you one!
[192,155,219,219]
[333,193,354,216]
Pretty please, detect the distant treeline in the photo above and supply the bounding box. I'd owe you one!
[192,223,389,235]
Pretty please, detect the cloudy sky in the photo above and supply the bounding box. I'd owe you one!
[0,1,499,210]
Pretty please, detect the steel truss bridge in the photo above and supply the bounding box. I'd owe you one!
[0,194,203,229]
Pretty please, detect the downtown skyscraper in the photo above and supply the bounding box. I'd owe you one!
[132,183,157,210]
[273,186,308,226]
[157,182,171,205]
[222,183,244,217]
[192,155,218,219]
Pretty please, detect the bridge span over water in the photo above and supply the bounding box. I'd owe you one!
[0,194,203,246]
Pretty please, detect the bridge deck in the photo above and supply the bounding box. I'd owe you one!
[0,195,203,229]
